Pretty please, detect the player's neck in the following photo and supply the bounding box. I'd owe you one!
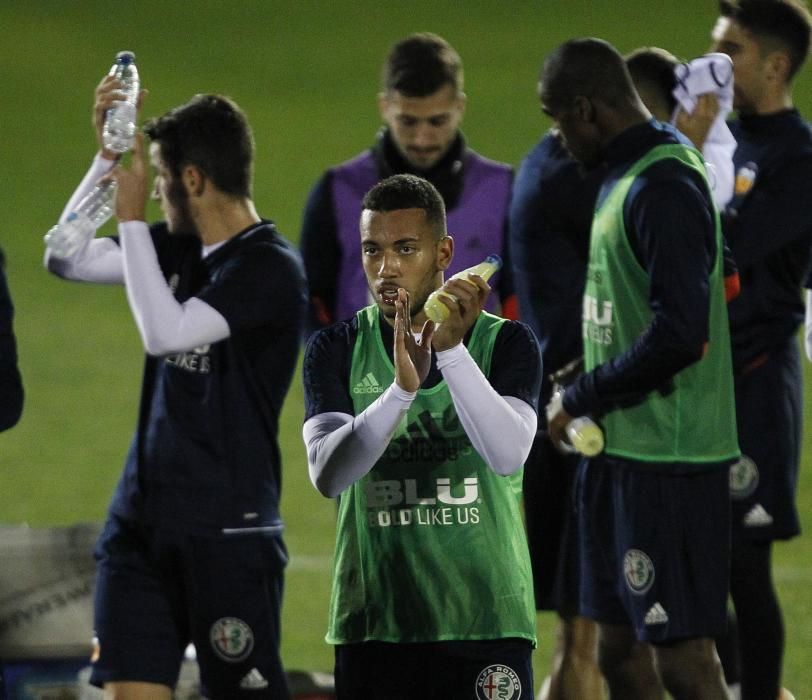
[194,197,261,246]
[753,86,793,115]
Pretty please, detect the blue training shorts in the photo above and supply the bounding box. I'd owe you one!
[90,514,289,699]
[731,336,802,543]
[577,457,730,643]
[334,638,533,700]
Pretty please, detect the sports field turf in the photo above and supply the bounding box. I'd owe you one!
[1,1,810,694]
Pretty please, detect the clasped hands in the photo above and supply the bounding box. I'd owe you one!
[393,274,489,393]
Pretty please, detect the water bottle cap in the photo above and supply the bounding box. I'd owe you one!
[115,51,136,64]
[484,254,503,270]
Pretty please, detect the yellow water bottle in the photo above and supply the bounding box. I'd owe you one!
[546,389,605,457]
[565,416,605,457]
[423,254,502,323]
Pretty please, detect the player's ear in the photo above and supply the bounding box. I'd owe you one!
[437,234,453,272]
[573,95,595,123]
[182,165,206,197]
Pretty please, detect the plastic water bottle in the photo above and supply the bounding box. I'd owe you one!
[44,180,117,258]
[546,389,604,456]
[564,416,605,456]
[424,254,502,323]
[102,51,139,154]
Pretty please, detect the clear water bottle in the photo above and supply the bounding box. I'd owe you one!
[44,180,117,258]
[102,51,139,154]
[424,254,502,323]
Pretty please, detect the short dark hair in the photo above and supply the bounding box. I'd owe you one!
[382,32,463,97]
[144,94,254,198]
[720,0,811,78]
[541,38,638,113]
[625,47,679,116]
[362,174,447,238]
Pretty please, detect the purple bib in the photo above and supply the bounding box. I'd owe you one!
[330,150,512,322]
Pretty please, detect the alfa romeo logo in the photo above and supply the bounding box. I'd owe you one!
[623,549,655,595]
[210,617,254,662]
[475,664,522,700]
[730,455,759,500]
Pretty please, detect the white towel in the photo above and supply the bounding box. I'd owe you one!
[671,53,737,209]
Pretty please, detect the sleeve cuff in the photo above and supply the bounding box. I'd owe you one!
[118,220,151,236]
[389,382,417,403]
[435,342,468,370]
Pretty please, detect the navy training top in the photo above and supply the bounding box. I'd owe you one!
[109,221,306,536]
[508,131,604,409]
[722,109,812,371]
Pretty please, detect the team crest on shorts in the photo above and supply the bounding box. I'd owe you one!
[475,664,522,700]
[623,549,655,595]
[210,617,254,662]
[729,455,759,500]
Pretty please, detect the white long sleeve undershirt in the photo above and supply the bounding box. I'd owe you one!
[119,221,230,355]
[45,155,230,355]
[303,342,537,497]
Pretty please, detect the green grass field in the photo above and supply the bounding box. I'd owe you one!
[1,0,811,694]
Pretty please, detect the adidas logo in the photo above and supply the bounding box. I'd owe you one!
[744,503,773,527]
[240,668,269,690]
[644,602,669,626]
[352,372,383,395]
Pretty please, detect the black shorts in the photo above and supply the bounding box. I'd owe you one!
[90,514,289,699]
[522,433,582,614]
[731,337,802,543]
[334,638,533,700]
[577,457,730,643]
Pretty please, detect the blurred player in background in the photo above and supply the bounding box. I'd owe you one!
[711,1,812,698]
[300,32,517,339]
[45,78,305,699]
[303,174,540,699]
[0,247,23,433]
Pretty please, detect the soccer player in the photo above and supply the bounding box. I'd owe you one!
[0,247,23,433]
[45,78,305,699]
[542,38,739,700]
[511,46,739,700]
[299,32,517,338]
[711,1,812,698]
[302,174,541,699]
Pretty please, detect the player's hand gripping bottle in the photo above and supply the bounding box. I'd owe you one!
[423,254,502,323]
[546,357,605,457]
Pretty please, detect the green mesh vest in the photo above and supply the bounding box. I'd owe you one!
[583,144,739,463]
[326,307,536,645]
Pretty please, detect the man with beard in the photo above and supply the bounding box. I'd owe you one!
[302,174,540,699]
[299,32,517,339]
[45,79,305,700]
